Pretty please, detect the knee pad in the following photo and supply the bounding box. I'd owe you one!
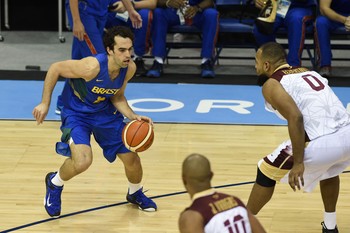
[256,167,276,187]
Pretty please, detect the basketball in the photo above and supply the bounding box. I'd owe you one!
[122,120,154,152]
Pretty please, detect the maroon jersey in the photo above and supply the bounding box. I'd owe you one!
[183,189,253,233]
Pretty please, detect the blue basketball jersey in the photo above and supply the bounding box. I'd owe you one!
[61,53,127,114]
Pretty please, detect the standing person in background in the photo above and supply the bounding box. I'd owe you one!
[146,0,219,78]
[179,153,267,233]
[33,26,157,217]
[56,0,142,114]
[314,0,350,78]
[105,0,157,76]
[246,42,350,233]
[253,0,316,67]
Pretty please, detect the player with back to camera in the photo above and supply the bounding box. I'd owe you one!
[32,26,157,217]
[179,153,267,233]
[246,42,350,233]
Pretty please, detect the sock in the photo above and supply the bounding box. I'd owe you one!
[201,58,209,64]
[51,171,64,187]
[324,212,336,229]
[155,57,163,64]
[128,182,142,195]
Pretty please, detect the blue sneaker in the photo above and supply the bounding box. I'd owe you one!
[146,60,163,78]
[201,60,215,78]
[126,188,157,212]
[44,172,63,217]
[55,95,63,115]
[55,106,62,115]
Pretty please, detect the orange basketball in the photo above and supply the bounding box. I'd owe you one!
[122,120,154,153]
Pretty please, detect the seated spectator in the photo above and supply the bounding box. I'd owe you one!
[253,0,316,67]
[106,0,157,76]
[314,0,350,78]
[146,0,219,78]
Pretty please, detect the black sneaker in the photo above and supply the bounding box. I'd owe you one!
[201,60,215,78]
[321,222,339,233]
[146,60,163,78]
[134,57,147,76]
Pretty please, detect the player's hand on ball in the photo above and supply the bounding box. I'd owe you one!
[133,115,153,127]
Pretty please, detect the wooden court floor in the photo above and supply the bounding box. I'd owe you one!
[1,120,350,233]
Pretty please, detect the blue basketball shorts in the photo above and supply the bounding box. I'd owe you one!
[58,108,130,163]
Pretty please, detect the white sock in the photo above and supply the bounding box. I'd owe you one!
[155,57,163,64]
[51,171,64,187]
[128,182,142,195]
[324,212,336,229]
[201,58,209,64]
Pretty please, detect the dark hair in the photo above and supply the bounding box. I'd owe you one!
[103,26,135,52]
[259,42,287,64]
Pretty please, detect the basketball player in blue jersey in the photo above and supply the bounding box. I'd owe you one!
[105,0,157,76]
[146,0,219,78]
[179,153,267,233]
[314,0,350,78]
[253,0,316,66]
[247,42,350,233]
[55,0,142,115]
[33,26,157,217]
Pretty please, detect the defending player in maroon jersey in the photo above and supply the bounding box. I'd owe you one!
[179,153,266,233]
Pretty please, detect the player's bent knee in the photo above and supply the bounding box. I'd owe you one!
[73,155,93,174]
[119,152,141,167]
[256,167,276,187]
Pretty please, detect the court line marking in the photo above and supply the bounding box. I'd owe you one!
[1,181,254,232]
[2,172,350,233]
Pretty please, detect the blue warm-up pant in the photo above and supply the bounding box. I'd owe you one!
[253,6,314,66]
[150,7,219,59]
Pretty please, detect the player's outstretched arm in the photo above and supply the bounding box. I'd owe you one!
[110,61,140,121]
[32,57,99,124]
[32,62,62,124]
